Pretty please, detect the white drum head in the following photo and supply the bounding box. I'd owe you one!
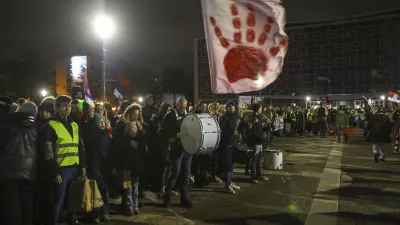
[180,114,202,154]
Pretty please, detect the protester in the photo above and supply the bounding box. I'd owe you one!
[0,102,38,225]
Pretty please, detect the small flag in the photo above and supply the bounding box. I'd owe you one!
[388,91,400,103]
[113,88,123,99]
[83,73,95,107]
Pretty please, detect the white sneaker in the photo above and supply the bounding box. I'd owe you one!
[226,186,235,195]
[231,183,240,190]
[258,176,269,181]
[190,176,195,184]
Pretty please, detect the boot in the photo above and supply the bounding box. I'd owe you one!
[163,193,171,207]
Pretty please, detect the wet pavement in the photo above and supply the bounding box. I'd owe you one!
[61,131,400,225]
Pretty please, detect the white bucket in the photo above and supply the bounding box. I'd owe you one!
[263,149,283,170]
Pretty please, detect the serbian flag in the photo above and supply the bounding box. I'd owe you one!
[388,91,400,103]
[201,0,287,94]
[83,73,95,107]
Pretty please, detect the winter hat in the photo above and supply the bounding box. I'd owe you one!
[93,113,105,124]
[17,102,38,117]
[145,94,155,100]
[225,100,236,110]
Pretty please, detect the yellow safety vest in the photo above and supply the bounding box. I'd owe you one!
[48,120,80,167]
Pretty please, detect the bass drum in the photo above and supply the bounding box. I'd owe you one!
[179,113,221,155]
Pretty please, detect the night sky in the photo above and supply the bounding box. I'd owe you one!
[0,0,398,78]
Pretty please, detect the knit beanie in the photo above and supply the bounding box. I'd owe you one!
[225,100,236,110]
[93,113,105,124]
[17,102,38,117]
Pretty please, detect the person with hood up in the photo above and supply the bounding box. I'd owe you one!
[0,102,38,225]
[71,86,84,101]
[84,113,112,223]
[335,108,349,143]
[364,108,392,163]
[218,100,240,194]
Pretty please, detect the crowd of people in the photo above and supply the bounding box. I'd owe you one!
[0,86,398,225]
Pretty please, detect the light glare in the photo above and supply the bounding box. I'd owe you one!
[256,77,264,85]
[138,97,143,103]
[306,96,311,101]
[41,89,48,97]
[94,15,115,39]
[380,95,385,100]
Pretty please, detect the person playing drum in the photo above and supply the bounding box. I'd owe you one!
[160,97,193,208]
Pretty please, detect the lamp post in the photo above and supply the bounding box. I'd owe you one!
[94,15,115,103]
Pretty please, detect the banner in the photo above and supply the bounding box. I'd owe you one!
[238,96,252,108]
[70,56,87,83]
[388,91,400,103]
[201,0,287,94]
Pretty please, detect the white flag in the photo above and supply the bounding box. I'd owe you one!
[113,88,123,99]
[201,0,287,94]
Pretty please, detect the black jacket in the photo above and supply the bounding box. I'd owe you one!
[112,119,145,171]
[159,108,185,141]
[41,114,86,178]
[219,111,239,149]
[142,104,158,126]
[364,113,391,144]
[83,118,112,185]
[0,112,37,181]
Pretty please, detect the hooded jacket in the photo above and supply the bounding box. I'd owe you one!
[0,112,37,181]
[335,110,349,129]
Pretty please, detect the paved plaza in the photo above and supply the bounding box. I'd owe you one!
[64,131,400,225]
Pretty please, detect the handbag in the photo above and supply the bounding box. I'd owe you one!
[67,178,104,213]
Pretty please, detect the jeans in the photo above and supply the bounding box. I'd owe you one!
[122,173,139,211]
[92,182,109,218]
[51,167,79,225]
[225,171,233,188]
[0,180,33,225]
[165,143,192,199]
[319,121,326,136]
[251,145,263,179]
[372,143,384,157]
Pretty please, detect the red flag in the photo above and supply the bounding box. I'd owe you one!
[325,96,332,105]
[118,76,130,88]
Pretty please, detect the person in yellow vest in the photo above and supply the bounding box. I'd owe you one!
[42,95,86,225]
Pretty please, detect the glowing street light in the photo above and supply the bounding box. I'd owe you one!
[138,97,144,103]
[40,89,48,97]
[93,14,115,103]
[380,95,385,100]
[306,96,311,101]
[94,15,115,40]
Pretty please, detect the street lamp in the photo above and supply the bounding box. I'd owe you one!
[40,89,48,97]
[94,14,115,103]
[380,95,385,100]
[306,96,311,101]
[138,97,144,103]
